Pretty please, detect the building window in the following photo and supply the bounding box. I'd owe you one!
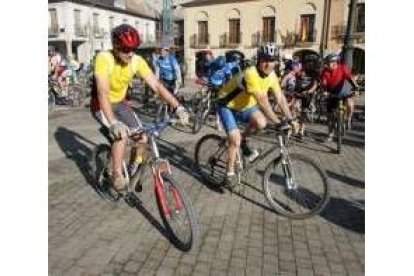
[135,21,140,32]
[229,19,241,44]
[262,16,275,43]
[355,3,365,33]
[198,21,208,45]
[49,9,58,31]
[299,14,315,42]
[93,13,99,30]
[109,16,114,30]
[145,23,150,41]
[74,9,85,36]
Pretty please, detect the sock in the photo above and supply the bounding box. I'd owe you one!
[227,171,235,177]
[134,155,145,165]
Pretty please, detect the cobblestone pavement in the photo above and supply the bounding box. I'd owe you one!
[49,89,365,276]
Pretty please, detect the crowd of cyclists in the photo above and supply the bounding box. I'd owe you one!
[49,23,362,192]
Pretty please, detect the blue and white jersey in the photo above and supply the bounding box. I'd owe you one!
[155,54,181,82]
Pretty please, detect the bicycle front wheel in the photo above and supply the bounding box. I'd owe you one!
[157,174,199,251]
[336,110,343,154]
[263,153,330,219]
[194,134,228,187]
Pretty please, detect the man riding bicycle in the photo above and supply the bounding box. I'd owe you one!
[281,60,318,139]
[90,24,189,193]
[320,53,359,142]
[217,44,294,186]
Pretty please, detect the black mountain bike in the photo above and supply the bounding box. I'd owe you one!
[194,123,330,219]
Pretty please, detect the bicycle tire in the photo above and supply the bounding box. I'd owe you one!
[192,94,209,134]
[92,144,121,203]
[157,173,199,251]
[48,90,56,111]
[194,134,228,187]
[336,109,342,154]
[263,153,330,219]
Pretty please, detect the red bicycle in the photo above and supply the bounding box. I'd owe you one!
[92,119,199,250]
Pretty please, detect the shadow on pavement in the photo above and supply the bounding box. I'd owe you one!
[54,126,97,188]
[54,127,195,252]
[327,170,365,189]
[124,193,193,252]
[156,137,225,194]
[320,197,365,234]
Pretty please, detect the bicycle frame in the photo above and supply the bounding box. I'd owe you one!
[234,129,292,184]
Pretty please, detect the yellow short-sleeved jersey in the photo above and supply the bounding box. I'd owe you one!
[218,66,282,111]
[94,51,152,103]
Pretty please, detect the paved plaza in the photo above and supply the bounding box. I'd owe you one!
[49,88,365,276]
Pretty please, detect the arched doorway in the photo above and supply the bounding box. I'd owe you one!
[293,49,320,63]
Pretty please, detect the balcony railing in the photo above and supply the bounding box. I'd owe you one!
[331,25,365,43]
[74,25,87,37]
[294,29,317,47]
[93,27,105,38]
[251,31,277,47]
[190,34,210,48]
[219,32,243,48]
[48,26,59,37]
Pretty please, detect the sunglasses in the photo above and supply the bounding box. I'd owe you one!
[259,57,278,63]
[115,46,135,54]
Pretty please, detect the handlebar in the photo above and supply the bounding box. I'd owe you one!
[129,119,176,138]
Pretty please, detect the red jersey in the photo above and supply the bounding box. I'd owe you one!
[321,64,353,94]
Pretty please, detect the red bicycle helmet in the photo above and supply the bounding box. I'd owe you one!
[111,24,141,51]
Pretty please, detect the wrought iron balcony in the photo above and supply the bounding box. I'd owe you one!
[251,31,277,47]
[48,26,59,37]
[219,32,243,48]
[93,27,105,38]
[190,33,210,48]
[74,25,87,37]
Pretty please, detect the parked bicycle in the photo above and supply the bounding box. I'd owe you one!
[194,121,330,219]
[92,118,199,250]
[155,88,187,123]
[48,77,85,108]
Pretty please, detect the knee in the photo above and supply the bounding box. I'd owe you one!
[256,118,267,130]
[251,116,267,130]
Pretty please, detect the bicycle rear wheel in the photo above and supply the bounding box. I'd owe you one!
[157,174,199,251]
[194,134,228,187]
[263,153,330,219]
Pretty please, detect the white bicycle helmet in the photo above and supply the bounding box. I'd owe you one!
[257,44,279,61]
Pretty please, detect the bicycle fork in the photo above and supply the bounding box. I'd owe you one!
[278,136,297,190]
[150,137,183,218]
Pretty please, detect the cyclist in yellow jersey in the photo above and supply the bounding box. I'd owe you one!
[91,24,189,193]
[217,44,294,186]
